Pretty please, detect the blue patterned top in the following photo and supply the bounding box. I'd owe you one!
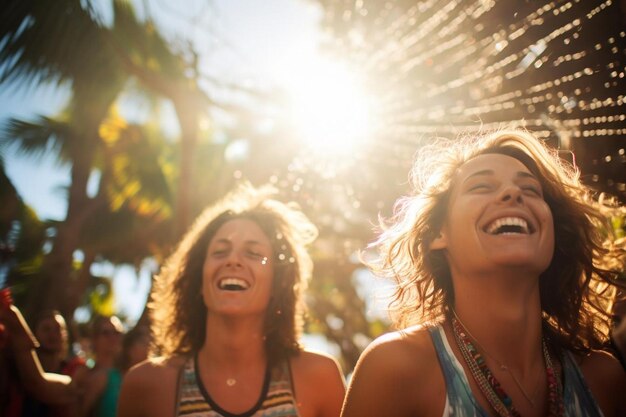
[429,325,604,417]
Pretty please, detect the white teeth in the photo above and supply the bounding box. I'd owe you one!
[486,217,530,235]
[218,278,250,290]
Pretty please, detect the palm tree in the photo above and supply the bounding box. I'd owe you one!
[108,1,218,236]
[2,2,166,315]
[0,158,47,294]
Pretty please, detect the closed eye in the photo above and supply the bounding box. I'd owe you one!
[521,185,542,196]
[246,251,264,259]
[468,183,491,192]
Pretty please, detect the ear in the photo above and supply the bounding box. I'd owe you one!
[429,228,448,250]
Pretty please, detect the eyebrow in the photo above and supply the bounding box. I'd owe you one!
[212,238,268,246]
[462,169,538,184]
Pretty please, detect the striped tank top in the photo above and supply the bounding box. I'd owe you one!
[429,325,605,417]
[176,356,300,417]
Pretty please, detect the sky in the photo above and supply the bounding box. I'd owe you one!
[0,0,325,318]
[1,0,328,217]
[0,0,389,354]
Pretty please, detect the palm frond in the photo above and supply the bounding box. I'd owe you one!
[80,202,172,266]
[0,115,73,161]
[112,0,185,81]
[0,0,121,91]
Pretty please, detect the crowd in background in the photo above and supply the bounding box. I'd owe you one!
[0,305,150,417]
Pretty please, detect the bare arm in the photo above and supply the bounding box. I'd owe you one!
[581,350,626,417]
[117,367,145,417]
[118,359,180,417]
[0,304,79,404]
[341,330,443,417]
[291,351,346,417]
[341,341,414,417]
[315,358,345,417]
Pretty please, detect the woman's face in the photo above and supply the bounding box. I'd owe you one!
[431,153,554,278]
[93,317,123,357]
[202,218,275,316]
[35,315,67,354]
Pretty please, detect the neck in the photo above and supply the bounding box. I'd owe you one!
[94,351,117,369]
[201,313,267,366]
[37,350,63,372]
[198,316,268,389]
[450,271,544,375]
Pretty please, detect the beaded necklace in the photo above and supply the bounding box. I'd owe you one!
[451,315,564,417]
[452,309,538,406]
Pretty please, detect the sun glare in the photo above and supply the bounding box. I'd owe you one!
[284,59,375,155]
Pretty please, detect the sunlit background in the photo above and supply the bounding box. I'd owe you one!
[285,59,376,154]
[1,0,625,371]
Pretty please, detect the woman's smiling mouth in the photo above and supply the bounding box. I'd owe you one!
[484,216,533,235]
[218,277,250,291]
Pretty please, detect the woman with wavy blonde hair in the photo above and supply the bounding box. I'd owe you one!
[342,129,625,417]
[119,184,345,417]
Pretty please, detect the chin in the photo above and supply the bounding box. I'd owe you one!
[489,255,548,270]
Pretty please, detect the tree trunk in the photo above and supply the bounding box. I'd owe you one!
[24,138,98,322]
[172,95,200,238]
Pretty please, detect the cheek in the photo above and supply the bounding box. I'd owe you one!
[200,260,215,306]
[201,258,215,289]
[546,216,555,251]
[539,205,556,261]
[540,204,555,237]
[447,196,481,230]
[261,265,276,294]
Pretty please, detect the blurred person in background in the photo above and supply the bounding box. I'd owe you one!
[1,296,27,417]
[118,184,345,417]
[0,290,80,415]
[118,324,150,373]
[20,310,86,417]
[79,315,124,417]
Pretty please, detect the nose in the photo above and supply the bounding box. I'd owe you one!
[499,184,523,204]
[225,250,243,267]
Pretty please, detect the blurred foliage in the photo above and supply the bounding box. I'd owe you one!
[88,276,116,317]
[0,0,193,329]
[0,160,47,299]
[0,0,378,371]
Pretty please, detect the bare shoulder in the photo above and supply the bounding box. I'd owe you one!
[290,350,345,417]
[127,355,184,378]
[342,326,444,417]
[357,325,438,380]
[579,349,625,387]
[122,356,182,389]
[578,350,626,417]
[291,349,344,378]
[118,356,186,417]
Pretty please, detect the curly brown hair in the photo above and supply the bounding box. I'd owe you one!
[150,184,317,364]
[368,128,625,353]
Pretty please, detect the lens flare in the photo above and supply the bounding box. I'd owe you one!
[284,59,375,156]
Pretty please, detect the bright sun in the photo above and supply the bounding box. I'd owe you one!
[284,59,374,155]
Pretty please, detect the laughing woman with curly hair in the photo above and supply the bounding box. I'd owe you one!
[118,184,345,417]
[342,129,626,417]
